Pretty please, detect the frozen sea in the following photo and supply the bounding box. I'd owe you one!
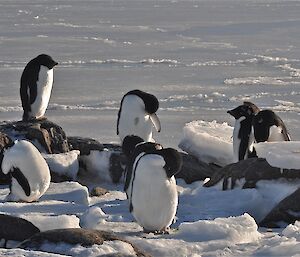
[1,0,300,148]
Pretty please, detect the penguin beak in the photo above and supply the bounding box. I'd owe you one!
[227,109,238,119]
[149,113,161,132]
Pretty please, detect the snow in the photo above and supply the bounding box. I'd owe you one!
[255,142,300,170]
[179,120,234,166]
[80,149,112,182]
[42,150,80,180]
[176,213,261,244]
[1,0,300,256]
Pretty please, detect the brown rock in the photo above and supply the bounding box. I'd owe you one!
[0,119,69,154]
[0,214,40,247]
[19,228,152,257]
[90,187,109,197]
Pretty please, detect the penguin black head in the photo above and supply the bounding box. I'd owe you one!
[227,102,260,120]
[122,135,145,157]
[126,90,159,114]
[33,54,58,69]
[252,109,290,142]
[159,148,183,178]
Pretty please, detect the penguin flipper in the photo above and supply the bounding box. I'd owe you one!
[11,167,31,197]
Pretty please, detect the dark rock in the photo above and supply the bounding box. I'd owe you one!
[259,188,300,228]
[176,153,220,184]
[68,136,105,155]
[243,158,282,188]
[0,214,40,247]
[0,119,69,154]
[0,132,14,184]
[19,228,152,257]
[203,158,258,189]
[90,187,109,197]
[203,158,294,190]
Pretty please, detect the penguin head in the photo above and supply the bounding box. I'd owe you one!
[159,148,183,178]
[122,135,162,158]
[227,102,259,120]
[252,110,284,142]
[127,90,159,114]
[122,135,144,157]
[126,90,161,132]
[34,54,58,69]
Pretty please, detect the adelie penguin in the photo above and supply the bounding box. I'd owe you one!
[122,135,163,200]
[117,90,161,143]
[252,109,291,142]
[1,140,51,202]
[20,54,58,121]
[227,102,260,162]
[122,136,182,233]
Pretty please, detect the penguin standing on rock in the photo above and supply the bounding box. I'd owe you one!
[252,109,291,142]
[227,102,260,162]
[117,90,161,143]
[124,137,182,233]
[20,54,58,121]
[1,140,51,202]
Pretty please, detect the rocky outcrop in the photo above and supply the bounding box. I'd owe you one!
[0,119,69,154]
[259,188,300,228]
[19,228,152,257]
[176,153,219,184]
[0,214,40,247]
[203,158,300,190]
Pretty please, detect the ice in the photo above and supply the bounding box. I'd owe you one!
[176,213,261,244]
[179,120,234,166]
[254,142,300,169]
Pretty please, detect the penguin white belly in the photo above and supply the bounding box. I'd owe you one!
[131,154,178,231]
[30,66,53,119]
[1,140,51,202]
[119,95,153,142]
[232,117,245,163]
[268,125,286,141]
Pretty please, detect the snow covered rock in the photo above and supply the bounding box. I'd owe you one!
[0,119,69,154]
[42,150,80,180]
[18,228,152,257]
[40,181,89,205]
[176,213,261,243]
[259,187,300,228]
[69,137,126,184]
[255,141,300,170]
[179,120,234,166]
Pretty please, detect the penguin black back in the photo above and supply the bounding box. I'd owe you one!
[117,90,159,135]
[159,148,183,178]
[253,110,290,142]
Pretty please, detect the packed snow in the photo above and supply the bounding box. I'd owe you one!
[255,142,300,170]
[1,0,300,256]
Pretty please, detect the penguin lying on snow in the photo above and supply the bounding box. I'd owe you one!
[252,110,291,143]
[122,135,182,233]
[20,54,58,121]
[227,102,260,162]
[117,90,161,143]
[1,140,51,202]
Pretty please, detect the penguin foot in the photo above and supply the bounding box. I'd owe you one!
[143,227,170,235]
